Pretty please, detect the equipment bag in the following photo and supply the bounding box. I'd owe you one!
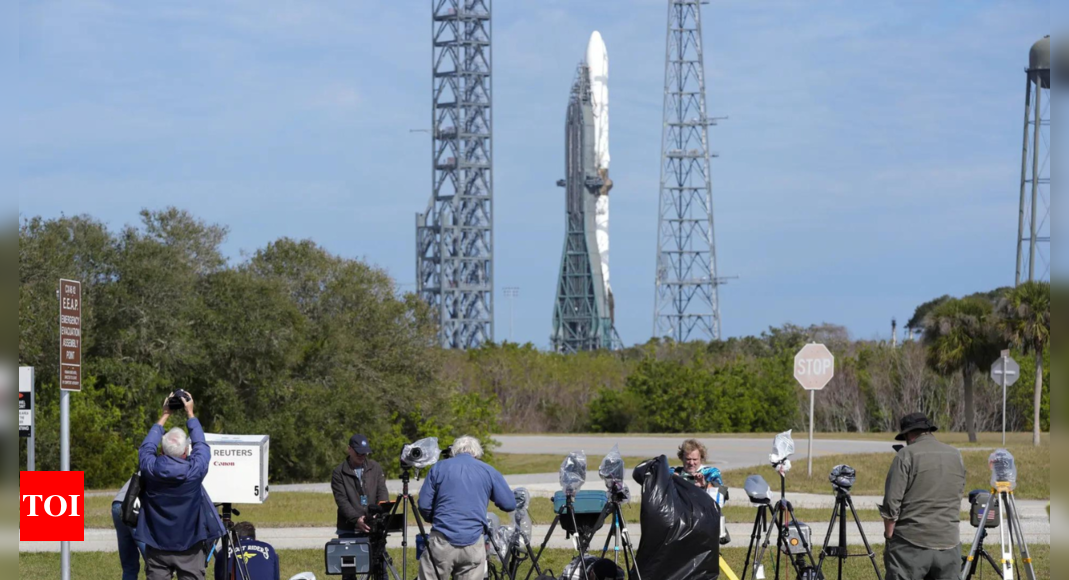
[632,456,721,580]
[120,471,142,528]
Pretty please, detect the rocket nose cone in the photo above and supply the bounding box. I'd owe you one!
[587,31,606,55]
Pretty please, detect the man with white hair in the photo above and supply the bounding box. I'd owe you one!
[417,436,516,580]
[135,391,225,580]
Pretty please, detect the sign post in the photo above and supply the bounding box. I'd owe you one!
[59,278,82,580]
[794,343,835,477]
[19,367,35,470]
[990,351,1020,446]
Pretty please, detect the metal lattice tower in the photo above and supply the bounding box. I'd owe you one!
[653,0,722,342]
[416,0,494,348]
[1015,36,1050,285]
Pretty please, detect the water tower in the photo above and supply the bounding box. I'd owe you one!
[1015,35,1050,284]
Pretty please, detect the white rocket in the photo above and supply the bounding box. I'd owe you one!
[586,31,612,305]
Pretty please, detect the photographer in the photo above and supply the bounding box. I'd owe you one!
[673,439,723,496]
[135,391,226,580]
[878,413,966,580]
[417,436,516,580]
[331,434,389,537]
[214,522,280,580]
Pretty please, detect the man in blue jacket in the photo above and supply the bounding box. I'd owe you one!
[214,522,280,580]
[135,391,226,580]
[417,436,516,580]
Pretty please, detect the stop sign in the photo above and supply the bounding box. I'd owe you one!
[794,343,835,391]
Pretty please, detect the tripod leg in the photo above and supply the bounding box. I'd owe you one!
[753,506,779,580]
[782,502,820,572]
[961,494,996,580]
[407,494,445,580]
[741,506,766,580]
[816,498,839,574]
[1006,494,1037,580]
[616,504,641,580]
[846,496,882,580]
[523,515,560,580]
[565,506,592,580]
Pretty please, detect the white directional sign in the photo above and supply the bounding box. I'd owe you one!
[794,343,835,391]
[991,355,1021,387]
[19,367,33,438]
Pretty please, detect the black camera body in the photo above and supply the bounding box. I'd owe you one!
[167,390,191,411]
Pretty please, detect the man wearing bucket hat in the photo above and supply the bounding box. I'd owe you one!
[878,413,966,580]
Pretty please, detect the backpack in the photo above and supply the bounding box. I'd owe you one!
[120,472,142,528]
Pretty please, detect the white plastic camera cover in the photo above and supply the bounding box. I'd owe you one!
[989,448,1017,489]
[598,444,626,481]
[402,437,441,469]
[513,488,533,543]
[560,451,588,496]
[769,430,795,464]
[288,574,317,580]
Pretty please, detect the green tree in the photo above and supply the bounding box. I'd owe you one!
[997,282,1050,446]
[922,297,1001,442]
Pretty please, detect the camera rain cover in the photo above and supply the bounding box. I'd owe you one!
[632,456,720,580]
[989,449,1017,489]
[512,487,533,544]
[560,451,588,496]
[829,464,857,490]
[599,444,626,481]
[402,437,441,469]
[770,430,795,465]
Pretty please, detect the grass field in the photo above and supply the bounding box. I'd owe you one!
[85,491,952,530]
[18,544,1051,580]
[720,443,1049,499]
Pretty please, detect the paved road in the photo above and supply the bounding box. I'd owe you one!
[494,435,898,473]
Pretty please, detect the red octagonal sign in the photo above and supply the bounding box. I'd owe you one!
[794,343,835,391]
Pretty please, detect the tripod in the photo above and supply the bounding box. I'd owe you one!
[388,467,443,580]
[598,500,641,580]
[961,525,1003,580]
[961,484,1036,580]
[525,495,595,580]
[816,488,881,580]
[218,504,253,580]
[742,473,821,580]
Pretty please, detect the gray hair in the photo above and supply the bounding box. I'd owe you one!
[451,436,483,459]
[162,427,191,459]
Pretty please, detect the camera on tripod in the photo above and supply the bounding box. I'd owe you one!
[400,437,441,470]
[828,465,856,494]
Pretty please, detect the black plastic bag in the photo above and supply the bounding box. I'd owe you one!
[632,456,720,580]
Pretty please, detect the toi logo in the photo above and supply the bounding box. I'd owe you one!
[20,471,85,541]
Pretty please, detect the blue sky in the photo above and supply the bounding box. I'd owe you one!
[19,1,1050,348]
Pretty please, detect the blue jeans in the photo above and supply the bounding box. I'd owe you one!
[112,501,146,580]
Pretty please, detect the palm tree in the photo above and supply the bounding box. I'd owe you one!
[997,281,1050,446]
[923,297,1001,443]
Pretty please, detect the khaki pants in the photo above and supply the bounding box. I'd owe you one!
[884,536,961,580]
[144,545,208,580]
[419,530,486,580]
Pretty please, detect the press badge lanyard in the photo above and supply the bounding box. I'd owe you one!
[355,468,368,506]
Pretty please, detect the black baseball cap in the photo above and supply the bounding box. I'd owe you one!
[349,434,372,454]
[895,413,938,441]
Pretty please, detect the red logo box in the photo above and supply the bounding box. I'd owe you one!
[20,471,85,541]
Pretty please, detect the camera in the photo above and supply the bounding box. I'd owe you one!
[969,489,1000,529]
[829,464,856,492]
[744,475,773,505]
[400,438,441,470]
[167,390,191,411]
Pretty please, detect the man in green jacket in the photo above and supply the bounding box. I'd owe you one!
[879,413,967,580]
[331,434,390,536]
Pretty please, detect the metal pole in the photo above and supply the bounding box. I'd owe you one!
[28,383,36,471]
[808,390,815,477]
[1001,355,1008,446]
[61,389,71,580]
[1016,76,1033,286]
[1028,74,1042,282]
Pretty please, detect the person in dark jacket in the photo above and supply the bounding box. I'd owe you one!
[331,434,390,536]
[135,392,226,580]
[214,522,280,580]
